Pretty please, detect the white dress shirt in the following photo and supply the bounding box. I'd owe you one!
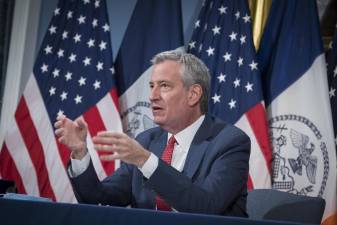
[70,115,205,178]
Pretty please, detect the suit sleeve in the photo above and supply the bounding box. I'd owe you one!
[70,161,133,206]
[144,129,250,215]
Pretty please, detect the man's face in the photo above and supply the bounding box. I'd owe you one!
[149,60,191,133]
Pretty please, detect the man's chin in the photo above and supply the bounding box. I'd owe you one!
[152,117,164,126]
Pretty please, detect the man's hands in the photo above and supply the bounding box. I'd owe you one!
[93,131,150,168]
[54,115,150,167]
[54,115,88,159]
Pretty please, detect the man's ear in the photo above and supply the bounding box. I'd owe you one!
[188,84,203,106]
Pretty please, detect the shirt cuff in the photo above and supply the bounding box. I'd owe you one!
[68,152,91,178]
[139,153,158,179]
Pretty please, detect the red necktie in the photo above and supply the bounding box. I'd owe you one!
[155,135,176,211]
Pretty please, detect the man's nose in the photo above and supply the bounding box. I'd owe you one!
[149,86,160,101]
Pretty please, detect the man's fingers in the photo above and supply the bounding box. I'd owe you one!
[54,120,64,129]
[96,131,126,139]
[92,136,121,145]
[94,143,119,152]
[56,114,66,121]
[75,117,87,129]
[55,128,64,137]
[58,136,65,144]
[100,153,118,161]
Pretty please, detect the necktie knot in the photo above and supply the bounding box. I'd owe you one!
[167,135,176,147]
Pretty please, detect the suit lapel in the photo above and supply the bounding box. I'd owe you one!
[183,115,215,179]
[148,130,167,158]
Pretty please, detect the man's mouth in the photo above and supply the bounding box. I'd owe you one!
[152,106,163,112]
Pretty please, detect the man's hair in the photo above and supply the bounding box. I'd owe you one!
[151,50,210,114]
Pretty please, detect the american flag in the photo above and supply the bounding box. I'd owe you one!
[326,24,337,153]
[188,0,272,189]
[0,0,122,202]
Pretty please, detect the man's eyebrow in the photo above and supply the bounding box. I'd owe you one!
[149,80,170,84]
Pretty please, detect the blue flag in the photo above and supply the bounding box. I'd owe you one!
[114,0,184,138]
[188,0,272,189]
[258,0,337,222]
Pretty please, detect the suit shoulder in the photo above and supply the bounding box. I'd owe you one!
[135,126,163,144]
[211,116,250,143]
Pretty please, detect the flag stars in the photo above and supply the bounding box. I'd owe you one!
[57,110,64,117]
[206,46,215,56]
[233,78,241,88]
[62,31,68,40]
[242,14,251,23]
[52,68,60,78]
[69,53,77,63]
[102,23,110,32]
[57,49,64,58]
[218,5,227,14]
[96,61,103,71]
[249,60,258,70]
[212,93,221,103]
[44,45,53,55]
[229,32,237,41]
[95,0,100,8]
[78,76,86,86]
[99,41,107,50]
[217,73,226,83]
[92,19,98,28]
[54,8,60,16]
[83,0,90,4]
[49,25,57,34]
[93,80,101,90]
[77,15,86,24]
[83,57,91,66]
[235,11,240,20]
[87,39,95,48]
[110,67,115,74]
[41,63,48,73]
[49,86,56,96]
[195,20,200,28]
[237,57,243,66]
[240,35,246,45]
[228,99,236,109]
[189,41,196,49]
[245,82,253,92]
[212,25,221,35]
[223,52,232,62]
[329,87,336,98]
[334,65,337,77]
[60,91,68,101]
[73,33,81,43]
[65,72,72,81]
[67,11,73,19]
[74,95,83,104]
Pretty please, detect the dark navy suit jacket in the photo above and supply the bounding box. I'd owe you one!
[71,114,250,217]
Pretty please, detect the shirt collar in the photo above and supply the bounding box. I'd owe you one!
[167,115,205,151]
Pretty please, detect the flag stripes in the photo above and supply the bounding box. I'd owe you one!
[15,97,57,201]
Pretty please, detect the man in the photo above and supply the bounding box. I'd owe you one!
[54,51,250,216]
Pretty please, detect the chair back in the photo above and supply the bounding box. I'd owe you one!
[247,189,325,224]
